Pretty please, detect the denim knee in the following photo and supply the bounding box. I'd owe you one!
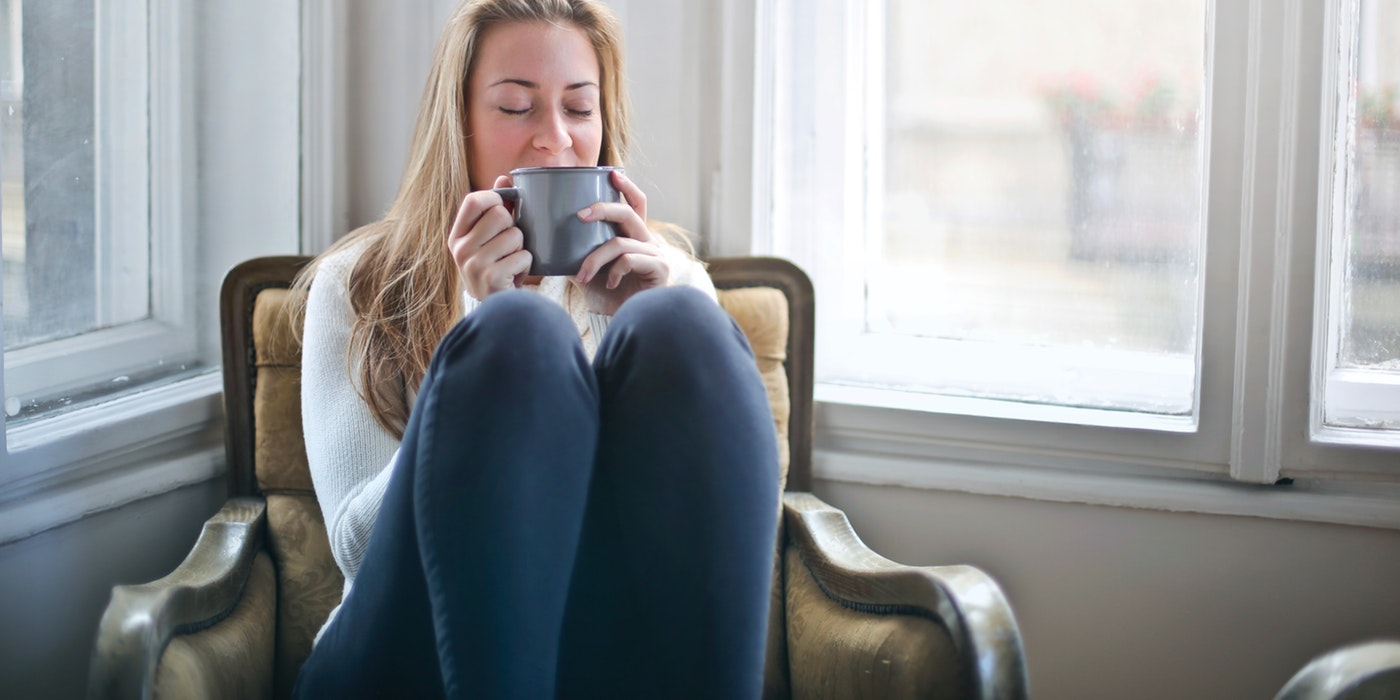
[598,286,753,376]
[431,290,582,371]
[618,286,745,343]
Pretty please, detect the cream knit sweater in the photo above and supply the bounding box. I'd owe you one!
[301,237,716,642]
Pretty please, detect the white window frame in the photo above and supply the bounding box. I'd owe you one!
[1,0,304,545]
[0,0,206,525]
[3,0,196,408]
[753,0,1400,519]
[1312,0,1400,448]
[828,0,1204,432]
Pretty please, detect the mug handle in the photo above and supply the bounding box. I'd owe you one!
[492,186,520,203]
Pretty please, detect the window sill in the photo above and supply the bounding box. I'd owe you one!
[0,372,226,545]
[815,400,1400,532]
[817,382,1198,434]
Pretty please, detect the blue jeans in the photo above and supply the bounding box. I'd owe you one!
[294,287,780,699]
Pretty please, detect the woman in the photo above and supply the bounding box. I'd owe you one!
[291,0,779,697]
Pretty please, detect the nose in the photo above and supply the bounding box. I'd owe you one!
[532,109,573,155]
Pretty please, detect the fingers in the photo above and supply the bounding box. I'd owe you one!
[448,175,516,252]
[461,225,526,275]
[576,170,651,241]
[450,188,504,240]
[448,183,528,298]
[498,248,533,288]
[577,202,653,242]
[600,253,658,290]
[448,204,514,265]
[576,236,668,288]
[610,170,647,221]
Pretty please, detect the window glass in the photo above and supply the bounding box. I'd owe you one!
[872,0,1206,413]
[1340,0,1399,371]
[0,2,20,340]
[1328,0,1400,431]
[2,0,133,351]
[1,0,199,424]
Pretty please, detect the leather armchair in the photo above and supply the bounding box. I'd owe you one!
[89,255,1029,699]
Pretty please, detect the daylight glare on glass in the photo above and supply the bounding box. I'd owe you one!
[2,0,102,352]
[873,0,1205,359]
[1339,0,1400,373]
[1,0,25,348]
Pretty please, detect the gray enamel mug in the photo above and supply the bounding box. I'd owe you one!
[492,166,621,276]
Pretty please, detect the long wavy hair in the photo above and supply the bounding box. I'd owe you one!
[291,0,632,438]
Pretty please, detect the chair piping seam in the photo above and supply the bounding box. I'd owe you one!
[791,541,943,623]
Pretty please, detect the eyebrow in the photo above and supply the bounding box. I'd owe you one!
[489,78,599,91]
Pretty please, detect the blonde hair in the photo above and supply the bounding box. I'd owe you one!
[292,0,633,438]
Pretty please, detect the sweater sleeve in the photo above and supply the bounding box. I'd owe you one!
[664,241,718,302]
[301,246,402,583]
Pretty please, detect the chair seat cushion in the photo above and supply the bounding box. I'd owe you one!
[265,493,344,695]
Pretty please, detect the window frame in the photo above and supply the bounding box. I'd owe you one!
[2,0,198,412]
[0,0,201,494]
[841,0,1206,429]
[754,0,1400,500]
[1311,0,1400,449]
[0,0,305,545]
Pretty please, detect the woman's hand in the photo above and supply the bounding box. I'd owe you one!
[448,175,533,300]
[573,170,670,316]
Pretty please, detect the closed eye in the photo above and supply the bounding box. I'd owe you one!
[499,107,529,116]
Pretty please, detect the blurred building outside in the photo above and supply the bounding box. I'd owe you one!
[875,0,1399,367]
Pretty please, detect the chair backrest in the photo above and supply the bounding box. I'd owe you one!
[220,255,814,497]
[709,256,815,492]
[218,254,815,697]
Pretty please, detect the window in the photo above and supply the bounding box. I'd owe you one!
[2,0,195,424]
[760,0,1399,483]
[1,0,300,513]
[1316,0,1400,440]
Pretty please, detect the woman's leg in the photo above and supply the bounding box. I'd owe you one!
[557,287,781,699]
[295,290,599,699]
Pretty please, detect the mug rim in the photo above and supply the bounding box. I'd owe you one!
[508,165,622,176]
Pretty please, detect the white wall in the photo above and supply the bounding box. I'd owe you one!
[0,481,225,699]
[599,0,707,246]
[819,480,1400,700]
[342,0,449,229]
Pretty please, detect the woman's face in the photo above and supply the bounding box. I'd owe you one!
[467,20,605,189]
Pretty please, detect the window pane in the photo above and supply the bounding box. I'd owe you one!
[1340,0,1400,371]
[1327,0,1400,433]
[1,3,21,339]
[2,0,127,351]
[873,0,1205,413]
[4,0,171,423]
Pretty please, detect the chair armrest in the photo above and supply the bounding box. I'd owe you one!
[783,492,1029,700]
[1276,639,1400,700]
[88,497,267,699]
